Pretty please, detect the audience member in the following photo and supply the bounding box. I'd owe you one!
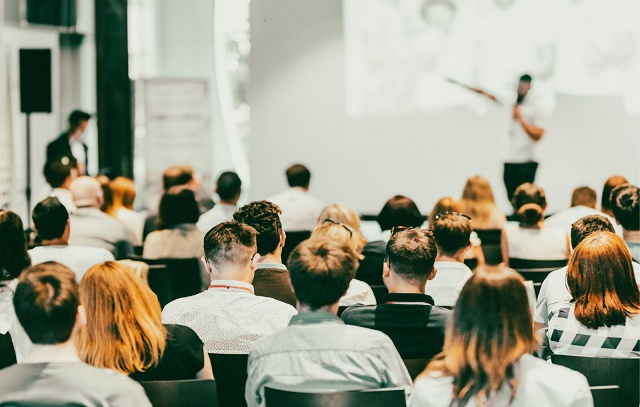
[546,186,620,235]
[547,232,640,358]
[342,228,450,361]
[0,263,151,405]
[29,197,114,281]
[535,215,640,329]
[411,266,592,407]
[232,200,296,307]
[312,221,376,306]
[95,174,113,214]
[502,183,569,265]
[611,184,640,262]
[427,213,474,307]
[0,210,32,362]
[461,175,506,229]
[601,175,629,217]
[267,163,324,232]
[68,176,134,259]
[42,156,78,214]
[317,203,367,254]
[162,221,296,354]
[198,171,242,232]
[245,237,412,407]
[107,177,144,245]
[77,261,213,380]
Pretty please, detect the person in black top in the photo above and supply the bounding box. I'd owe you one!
[342,227,451,361]
[46,110,91,175]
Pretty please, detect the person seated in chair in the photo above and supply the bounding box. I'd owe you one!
[611,184,640,262]
[197,171,242,233]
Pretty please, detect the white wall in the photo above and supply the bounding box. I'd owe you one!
[249,0,640,215]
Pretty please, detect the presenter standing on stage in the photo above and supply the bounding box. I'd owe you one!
[46,110,91,175]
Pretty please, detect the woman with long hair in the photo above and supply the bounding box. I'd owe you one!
[0,210,32,362]
[77,261,213,380]
[108,177,144,245]
[411,266,592,407]
[461,176,506,230]
[501,183,569,265]
[317,203,367,255]
[547,232,640,358]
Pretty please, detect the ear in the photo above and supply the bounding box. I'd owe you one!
[201,256,213,274]
[382,261,391,278]
[280,231,286,248]
[77,305,87,327]
[428,266,437,281]
[251,252,260,270]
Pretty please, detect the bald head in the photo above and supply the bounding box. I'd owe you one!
[70,176,103,208]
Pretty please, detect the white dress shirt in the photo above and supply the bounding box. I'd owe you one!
[339,279,376,307]
[267,187,324,231]
[28,245,115,282]
[197,203,238,233]
[545,206,622,237]
[0,280,31,362]
[115,207,145,245]
[162,280,297,354]
[506,96,547,163]
[503,222,568,260]
[425,261,473,307]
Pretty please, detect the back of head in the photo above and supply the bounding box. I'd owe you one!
[158,186,200,229]
[33,197,69,240]
[425,266,536,405]
[233,201,282,255]
[567,232,640,329]
[312,222,359,256]
[77,261,165,374]
[95,174,112,213]
[162,165,195,191]
[570,186,597,208]
[109,177,137,210]
[68,110,91,129]
[570,214,615,249]
[43,156,78,188]
[432,213,472,256]
[286,163,311,188]
[428,197,463,229]
[216,171,242,202]
[601,176,628,216]
[386,228,437,283]
[610,184,639,231]
[512,183,546,226]
[462,176,496,203]
[13,262,78,344]
[204,221,257,272]
[288,237,358,310]
[377,195,424,231]
[317,203,366,253]
[519,74,532,83]
[0,210,30,282]
[69,176,102,208]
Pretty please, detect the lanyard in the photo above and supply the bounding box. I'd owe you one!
[209,284,253,294]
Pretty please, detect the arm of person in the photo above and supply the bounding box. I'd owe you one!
[514,106,545,142]
[196,347,214,379]
[469,87,500,103]
[500,227,510,267]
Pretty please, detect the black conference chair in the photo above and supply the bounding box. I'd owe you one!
[140,379,218,407]
[0,332,17,369]
[281,231,312,266]
[129,257,203,308]
[463,257,478,270]
[551,355,639,407]
[402,358,429,381]
[209,353,249,407]
[369,285,389,305]
[264,386,406,407]
[509,258,568,297]
[475,229,503,265]
[589,386,621,407]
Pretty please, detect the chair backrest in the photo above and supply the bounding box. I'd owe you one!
[402,358,429,381]
[209,353,249,407]
[130,257,202,308]
[264,387,406,407]
[509,258,568,297]
[551,355,639,407]
[281,231,312,266]
[463,257,478,271]
[140,379,218,407]
[590,385,620,407]
[475,229,502,265]
[369,285,388,305]
[0,332,17,369]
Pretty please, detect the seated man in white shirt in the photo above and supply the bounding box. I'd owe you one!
[535,214,640,330]
[162,221,297,354]
[0,263,151,406]
[545,186,620,235]
[245,237,412,407]
[42,156,78,214]
[425,213,474,307]
[197,171,242,233]
[267,164,324,232]
[29,197,114,282]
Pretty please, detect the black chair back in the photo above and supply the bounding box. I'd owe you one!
[0,332,17,369]
[281,231,311,266]
[551,355,639,407]
[140,379,218,407]
[463,257,478,271]
[509,258,568,297]
[402,358,429,381]
[209,353,249,407]
[475,229,503,265]
[129,257,202,308]
[590,385,620,407]
[369,285,388,305]
[264,387,406,407]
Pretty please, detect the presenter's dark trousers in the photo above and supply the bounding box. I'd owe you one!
[504,161,538,204]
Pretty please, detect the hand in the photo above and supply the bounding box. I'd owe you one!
[512,105,521,120]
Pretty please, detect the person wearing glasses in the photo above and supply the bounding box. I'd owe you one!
[426,212,475,307]
[162,221,297,354]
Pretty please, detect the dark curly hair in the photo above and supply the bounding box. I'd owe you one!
[0,210,31,282]
[233,201,283,255]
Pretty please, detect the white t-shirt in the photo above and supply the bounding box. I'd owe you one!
[197,203,238,233]
[425,261,473,307]
[545,206,622,237]
[339,279,376,307]
[267,187,324,232]
[506,96,546,163]
[503,222,568,261]
[28,245,114,282]
[115,207,145,245]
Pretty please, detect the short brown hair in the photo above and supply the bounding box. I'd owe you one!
[377,195,423,231]
[432,213,472,256]
[162,165,195,190]
[233,201,282,255]
[570,186,597,208]
[601,175,628,216]
[158,186,200,229]
[204,221,257,271]
[288,237,358,310]
[570,215,615,249]
[286,164,311,188]
[386,228,437,283]
[610,184,639,231]
[14,262,79,344]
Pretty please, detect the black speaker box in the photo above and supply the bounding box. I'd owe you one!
[19,49,52,114]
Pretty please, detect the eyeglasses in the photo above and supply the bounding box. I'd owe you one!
[434,211,472,222]
[323,219,354,238]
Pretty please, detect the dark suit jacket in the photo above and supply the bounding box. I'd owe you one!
[46,132,88,169]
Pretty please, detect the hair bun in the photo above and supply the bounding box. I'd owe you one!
[517,203,543,225]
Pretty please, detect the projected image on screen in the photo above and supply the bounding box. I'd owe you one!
[344,0,639,116]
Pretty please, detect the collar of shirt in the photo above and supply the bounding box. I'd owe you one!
[256,263,287,270]
[433,261,471,273]
[171,223,198,232]
[289,311,343,326]
[382,293,435,305]
[208,279,255,294]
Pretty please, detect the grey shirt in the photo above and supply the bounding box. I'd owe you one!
[69,207,134,260]
[0,362,151,406]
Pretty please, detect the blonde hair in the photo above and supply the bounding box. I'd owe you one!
[461,176,505,229]
[317,203,366,253]
[428,197,463,229]
[312,222,362,262]
[77,261,166,375]
[108,177,137,216]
